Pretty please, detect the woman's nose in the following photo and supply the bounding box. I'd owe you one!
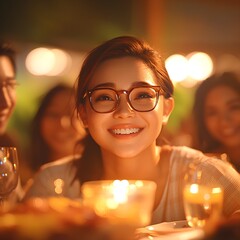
[60,115,71,128]
[219,112,231,124]
[0,87,11,110]
[113,95,135,118]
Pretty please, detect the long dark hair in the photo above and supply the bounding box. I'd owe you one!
[74,36,174,185]
[192,72,240,152]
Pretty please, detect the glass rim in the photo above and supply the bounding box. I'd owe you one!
[81,179,157,189]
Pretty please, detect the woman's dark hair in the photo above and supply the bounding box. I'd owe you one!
[74,36,174,185]
[192,72,240,152]
[28,84,74,171]
[0,40,16,74]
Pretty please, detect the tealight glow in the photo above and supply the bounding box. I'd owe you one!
[81,180,157,227]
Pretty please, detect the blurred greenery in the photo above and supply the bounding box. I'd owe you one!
[166,83,196,133]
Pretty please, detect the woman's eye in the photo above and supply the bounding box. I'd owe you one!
[95,95,114,101]
[205,110,218,117]
[229,103,240,111]
[135,92,153,99]
[9,81,18,88]
[1,80,18,90]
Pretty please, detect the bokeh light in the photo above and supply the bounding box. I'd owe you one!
[25,48,55,75]
[47,49,71,76]
[25,47,70,76]
[165,54,188,83]
[187,52,213,81]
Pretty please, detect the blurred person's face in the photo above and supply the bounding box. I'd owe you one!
[41,90,86,159]
[204,85,240,149]
[0,56,17,134]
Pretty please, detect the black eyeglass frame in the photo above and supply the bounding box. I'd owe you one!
[83,86,164,113]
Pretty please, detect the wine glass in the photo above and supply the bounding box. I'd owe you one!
[0,147,19,211]
[183,162,223,228]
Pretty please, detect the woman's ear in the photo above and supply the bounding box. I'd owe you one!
[162,97,174,125]
[79,105,88,128]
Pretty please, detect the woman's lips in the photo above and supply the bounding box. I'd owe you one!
[220,126,239,138]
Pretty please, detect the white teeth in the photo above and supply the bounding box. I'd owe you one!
[112,128,140,135]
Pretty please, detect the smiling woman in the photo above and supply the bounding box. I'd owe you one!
[192,72,240,172]
[27,84,87,175]
[23,36,240,226]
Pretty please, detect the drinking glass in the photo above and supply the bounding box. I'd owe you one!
[0,147,19,211]
[183,163,223,228]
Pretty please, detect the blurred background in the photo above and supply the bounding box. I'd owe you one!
[0,0,240,150]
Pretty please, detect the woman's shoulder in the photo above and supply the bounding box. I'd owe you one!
[40,155,80,171]
[169,145,204,160]
[169,146,239,177]
[32,155,80,181]
[23,155,81,200]
[169,145,229,164]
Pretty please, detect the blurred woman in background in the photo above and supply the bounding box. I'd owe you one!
[192,72,240,172]
[27,84,86,175]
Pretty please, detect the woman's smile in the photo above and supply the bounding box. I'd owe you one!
[109,126,143,137]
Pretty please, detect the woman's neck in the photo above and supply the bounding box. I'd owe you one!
[101,145,161,181]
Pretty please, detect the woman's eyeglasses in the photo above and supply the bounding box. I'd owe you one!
[83,86,164,113]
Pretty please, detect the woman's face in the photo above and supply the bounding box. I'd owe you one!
[204,85,240,149]
[80,57,173,158]
[41,90,86,157]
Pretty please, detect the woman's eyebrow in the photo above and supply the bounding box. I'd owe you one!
[131,81,156,87]
[92,81,155,89]
[227,98,240,105]
[92,82,115,89]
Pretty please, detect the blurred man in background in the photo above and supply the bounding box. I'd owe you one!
[0,41,23,210]
[0,41,17,144]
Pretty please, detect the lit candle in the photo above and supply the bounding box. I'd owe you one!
[81,180,156,227]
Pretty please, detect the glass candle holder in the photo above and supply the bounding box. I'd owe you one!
[81,179,157,227]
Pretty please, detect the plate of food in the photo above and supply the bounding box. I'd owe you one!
[135,220,205,240]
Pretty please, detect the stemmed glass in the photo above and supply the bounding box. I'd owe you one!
[183,161,223,228]
[0,147,19,211]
